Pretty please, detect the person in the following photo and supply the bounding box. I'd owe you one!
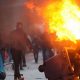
[10,22,31,80]
[40,30,54,62]
[0,49,6,80]
[38,30,74,80]
[32,35,40,63]
[39,49,74,80]
[0,34,6,80]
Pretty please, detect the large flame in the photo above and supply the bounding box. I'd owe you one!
[25,0,80,43]
[41,0,80,43]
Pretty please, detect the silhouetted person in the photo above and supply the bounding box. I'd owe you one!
[10,22,31,80]
[40,31,54,62]
[38,31,73,80]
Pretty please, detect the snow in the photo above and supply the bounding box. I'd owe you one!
[5,52,47,80]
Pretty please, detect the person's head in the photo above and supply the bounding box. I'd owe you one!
[16,22,23,29]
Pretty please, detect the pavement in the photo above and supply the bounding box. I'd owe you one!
[5,52,47,80]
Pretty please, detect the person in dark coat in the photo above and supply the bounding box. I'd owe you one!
[10,22,31,80]
[40,30,54,62]
[39,49,74,80]
[38,30,74,80]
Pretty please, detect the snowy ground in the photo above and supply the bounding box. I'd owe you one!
[5,52,47,80]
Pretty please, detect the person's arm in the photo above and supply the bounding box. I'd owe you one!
[26,35,33,50]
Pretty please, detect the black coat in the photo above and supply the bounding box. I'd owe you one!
[10,28,30,51]
[39,52,73,80]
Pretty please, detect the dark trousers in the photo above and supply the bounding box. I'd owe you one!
[42,47,54,62]
[33,47,39,63]
[11,49,22,79]
[22,53,26,66]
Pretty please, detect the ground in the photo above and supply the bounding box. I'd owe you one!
[5,52,47,80]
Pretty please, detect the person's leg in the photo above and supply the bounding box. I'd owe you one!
[22,53,26,67]
[8,48,13,62]
[33,48,38,63]
[1,49,5,64]
[14,61,21,79]
[19,52,23,70]
[42,48,47,62]
[11,49,21,80]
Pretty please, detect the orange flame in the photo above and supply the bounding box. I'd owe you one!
[25,0,80,43]
[41,0,80,43]
[25,1,35,10]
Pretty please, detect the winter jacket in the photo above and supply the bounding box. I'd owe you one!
[10,28,30,51]
[39,51,73,80]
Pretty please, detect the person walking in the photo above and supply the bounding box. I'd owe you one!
[10,22,31,80]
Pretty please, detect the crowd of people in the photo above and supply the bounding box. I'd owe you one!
[0,22,80,80]
[0,22,33,80]
[0,22,47,80]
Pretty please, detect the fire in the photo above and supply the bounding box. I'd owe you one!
[41,0,80,43]
[25,1,35,10]
[25,0,80,43]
